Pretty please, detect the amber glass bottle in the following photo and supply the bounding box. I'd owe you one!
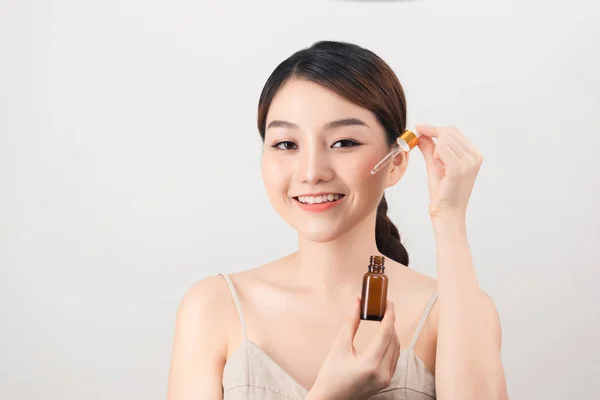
[360,255,388,321]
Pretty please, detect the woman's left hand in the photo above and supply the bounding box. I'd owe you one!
[411,125,483,219]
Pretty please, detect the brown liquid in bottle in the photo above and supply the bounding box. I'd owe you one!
[360,255,388,321]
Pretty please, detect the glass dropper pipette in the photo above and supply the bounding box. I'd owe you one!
[370,128,421,175]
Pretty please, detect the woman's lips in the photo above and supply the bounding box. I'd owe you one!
[293,194,345,212]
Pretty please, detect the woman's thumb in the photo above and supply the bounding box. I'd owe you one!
[416,135,436,168]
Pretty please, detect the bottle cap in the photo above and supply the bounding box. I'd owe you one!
[397,129,420,152]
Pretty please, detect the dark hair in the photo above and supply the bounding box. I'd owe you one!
[256,40,409,266]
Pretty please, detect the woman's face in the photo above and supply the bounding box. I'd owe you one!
[261,78,404,243]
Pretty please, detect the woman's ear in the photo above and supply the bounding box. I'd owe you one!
[385,151,408,188]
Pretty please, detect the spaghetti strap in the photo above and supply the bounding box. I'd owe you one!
[409,291,438,349]
[220,273,247,339]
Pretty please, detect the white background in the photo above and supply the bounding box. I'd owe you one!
[1,0,599,399]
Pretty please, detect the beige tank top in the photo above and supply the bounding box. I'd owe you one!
[220,273,437,399]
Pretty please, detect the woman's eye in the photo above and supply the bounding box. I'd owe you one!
[331,139,360,148]
[273,141,298,150]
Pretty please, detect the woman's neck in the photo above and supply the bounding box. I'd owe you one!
[291,214,380,294]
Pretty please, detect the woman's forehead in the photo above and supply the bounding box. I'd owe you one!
[266,79,378,128]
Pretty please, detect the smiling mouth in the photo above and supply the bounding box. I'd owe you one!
[293,194,346,204]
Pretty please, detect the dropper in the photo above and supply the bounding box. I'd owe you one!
[370,128,421,175]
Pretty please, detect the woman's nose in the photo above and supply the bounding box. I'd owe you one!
[295,144,334,184]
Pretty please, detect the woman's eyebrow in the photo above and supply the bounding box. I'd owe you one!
[266,118,369,130]
[324,118,368,130]
[267,120,297,130]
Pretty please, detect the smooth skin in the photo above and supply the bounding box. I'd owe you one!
[167,78,508,400]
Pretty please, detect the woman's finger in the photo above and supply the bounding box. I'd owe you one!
[442,127,483,164]
[445,127,481,158]
[415,124,440,138]
[417,136,445,184]
[444,135,466,160]
[445,127,470,151]
[416,135,435,168]
[436,137,461,166]
[390,336,401,374]
[364,301,396,362]
[418,125,478,158]
[338,297,361,351]
[379,329,397,380]
[380,325,400,374]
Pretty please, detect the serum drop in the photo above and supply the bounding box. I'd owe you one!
[360,255,389,321]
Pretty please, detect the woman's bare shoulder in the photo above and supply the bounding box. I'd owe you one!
[386,259,438,295]
[179,274,233,314]
[171,274,242,359]
[386,261,439,325]
[167,275,234,398]
[173,275,234,349]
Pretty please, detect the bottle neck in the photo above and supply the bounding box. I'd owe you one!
[368,265,385,274]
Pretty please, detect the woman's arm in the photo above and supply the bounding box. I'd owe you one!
[167,277,229,400]
[413,124,508,400]
[433,214,508,400]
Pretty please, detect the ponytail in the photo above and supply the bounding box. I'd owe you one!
[375,195,409,266]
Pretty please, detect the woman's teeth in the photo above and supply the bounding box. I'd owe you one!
[297,194,343,204]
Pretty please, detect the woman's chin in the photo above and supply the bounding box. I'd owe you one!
[297,223,349,243]
[301,232,338,243]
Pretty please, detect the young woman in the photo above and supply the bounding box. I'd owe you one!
[167,41,508,400]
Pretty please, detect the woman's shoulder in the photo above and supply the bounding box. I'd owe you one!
[386,258,438,295]
[174,273,256,353]
[385,260,440,323]
[181,274,231,305]
[168,275,235,390]
[175,275,234,333]
[178,258,287,316]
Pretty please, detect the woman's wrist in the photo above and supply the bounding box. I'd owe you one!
[306,381,330,400]
[431,210,467,236]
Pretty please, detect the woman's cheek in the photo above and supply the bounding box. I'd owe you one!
[262,155,292,194]
[341,151,388,208]
[346,151,386,182]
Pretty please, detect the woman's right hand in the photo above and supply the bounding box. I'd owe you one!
[307,298,401,400]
